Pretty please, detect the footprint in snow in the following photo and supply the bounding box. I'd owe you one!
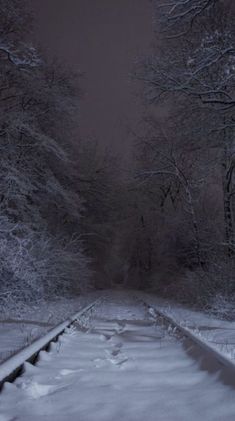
[99,333,112,341]
[111,348,120,357]
[116,321,126,334]
[94,358,107,368]
[105,349,128,366]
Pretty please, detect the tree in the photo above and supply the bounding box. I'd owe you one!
[135,1,235,256]
[0,1,92,306]
[76,139,123,288]
[130,0,235,304]
[158,0,219,37]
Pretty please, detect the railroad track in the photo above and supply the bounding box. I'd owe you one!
[1,295,235,388]
[0,299,101,389]
[0,293,235,420]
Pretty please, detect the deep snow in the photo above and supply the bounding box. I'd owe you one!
[0,292,235,421]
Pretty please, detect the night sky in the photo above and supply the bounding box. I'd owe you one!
[33,0,153,154]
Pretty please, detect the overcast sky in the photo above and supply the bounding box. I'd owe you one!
[33,0,153,154]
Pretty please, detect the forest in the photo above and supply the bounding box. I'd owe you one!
[0,0,235,318]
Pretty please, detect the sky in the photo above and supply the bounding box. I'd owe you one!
[33,0,153,154]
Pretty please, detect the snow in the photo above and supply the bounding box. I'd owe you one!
[0,300,100,385]
[0,293,99,364]
[1,291,235,420]
[0,323,45,363]
[138,291,235,362]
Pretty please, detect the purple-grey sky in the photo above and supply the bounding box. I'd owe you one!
[33,0,153,153]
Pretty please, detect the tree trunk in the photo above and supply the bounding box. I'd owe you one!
[184,183,202,266]
[174,165,202,266]
[222,142,234,257]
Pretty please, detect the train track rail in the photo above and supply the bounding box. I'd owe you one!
[0,299,100,389]
[139,297,235,385]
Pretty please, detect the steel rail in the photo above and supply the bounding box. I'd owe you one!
[0,299,101,389]
[140,299,235,376]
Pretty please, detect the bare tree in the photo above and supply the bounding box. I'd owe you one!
[157,0,218,37]
[135,1,235,256]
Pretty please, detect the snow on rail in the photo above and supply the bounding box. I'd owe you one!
[0,299,100,388]
[143,300,235,375]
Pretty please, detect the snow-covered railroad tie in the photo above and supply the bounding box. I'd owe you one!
[0,292,235,421]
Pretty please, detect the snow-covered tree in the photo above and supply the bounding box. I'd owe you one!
[158,0,218,37]
[0,1,92,306]
[135,1,235,255]
[131,0,235,303]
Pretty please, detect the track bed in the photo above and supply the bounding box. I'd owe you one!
[0,292,235,420]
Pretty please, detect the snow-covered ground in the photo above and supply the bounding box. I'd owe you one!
[1,289,235,365]
[0,291,235,420]
[0,292,100,363]
[138,291,235,362]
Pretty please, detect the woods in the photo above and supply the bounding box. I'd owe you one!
[0,0,92,307]
[1,4,235,420]
[0,0,124,307]
[127,0,235,310]
[0,0,234,315]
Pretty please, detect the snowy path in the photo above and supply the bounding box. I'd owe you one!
[1,292,235,420]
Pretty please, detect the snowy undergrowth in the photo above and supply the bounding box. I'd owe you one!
[0,296,89,324]
[208,294,235,321]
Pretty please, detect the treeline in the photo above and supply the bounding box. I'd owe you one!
[2,0,235,313]
[97,0,235,313]
[120,0,235,310]
[0,1,132,307]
